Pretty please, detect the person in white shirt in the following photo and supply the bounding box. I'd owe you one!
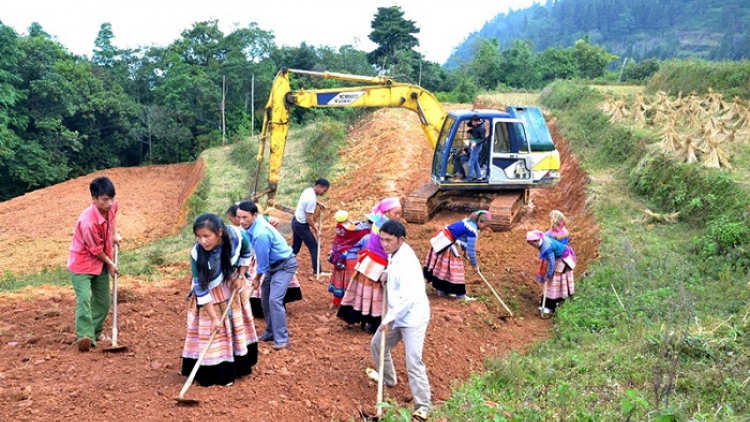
[370,220,431,421]
[292,178,330,277]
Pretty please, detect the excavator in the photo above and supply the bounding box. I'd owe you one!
[253,67,561,231]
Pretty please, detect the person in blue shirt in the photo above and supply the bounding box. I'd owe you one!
[236,201,298,350]
[526,229,576,314]
[423,210,492,300]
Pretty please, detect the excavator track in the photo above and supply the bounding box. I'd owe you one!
[404,182,441,224]
[404,182,527,231]
[488,190,527,231]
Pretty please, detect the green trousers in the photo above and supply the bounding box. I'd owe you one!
[71,267,110,346]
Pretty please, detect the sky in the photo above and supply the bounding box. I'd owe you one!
[1,0,538,64]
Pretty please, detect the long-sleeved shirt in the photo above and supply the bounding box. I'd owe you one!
[245,217,293,275]
[190,225,252,306]
[365,214,390,260]
[468,121,486,141]
[538,235,568,279]
[446,218,480,266]
[381,242,430,328]
[67,202,118,275]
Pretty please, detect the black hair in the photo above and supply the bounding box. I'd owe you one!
[90,176,116,198]
[193,213,232,291]
[314,178,330,188]
[237,200,258,214]
[380,220,406,239]
[471,113,480,121]
[226,204,239,217]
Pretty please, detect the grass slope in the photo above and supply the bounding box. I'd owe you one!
[418,83,750,422]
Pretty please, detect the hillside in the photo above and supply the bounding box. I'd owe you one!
[446,0,750,67]
[0,107,598,421]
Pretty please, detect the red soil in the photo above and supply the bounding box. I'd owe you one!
[0,109,598,421]
[0,162,203,276]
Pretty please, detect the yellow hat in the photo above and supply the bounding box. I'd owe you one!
[334,210,349,223]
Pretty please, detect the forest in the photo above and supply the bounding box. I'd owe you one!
[447,0,750,66]
[0,6,615,201]
[2,0,750,201]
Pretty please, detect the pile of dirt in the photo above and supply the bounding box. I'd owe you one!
[0,108,598,421]
[0,163,202,276]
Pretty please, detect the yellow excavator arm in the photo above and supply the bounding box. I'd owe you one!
[254,67,447,205]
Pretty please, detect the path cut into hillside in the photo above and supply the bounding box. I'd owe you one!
[0,108,598,422]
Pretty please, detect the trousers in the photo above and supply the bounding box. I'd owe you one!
[261,256,298,345]
[292,219,320,275]
[71,267,110,346]
[370,324,432,409]
[468,144,482,180]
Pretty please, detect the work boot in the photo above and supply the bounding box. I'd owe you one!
[77,337,91,353]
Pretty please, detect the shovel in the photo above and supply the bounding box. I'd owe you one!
[477,270,513,318]
[359,286,388,421]
[317,210,322,280]
[176,287,239,405]
[104,244,128,353]
[315,210,332,280]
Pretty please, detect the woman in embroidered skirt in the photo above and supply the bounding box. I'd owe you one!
[181,213,259,387]
[338,198,402,332]
[546,210,570,245]
[247,258,303,318]
[526,229,576,314]
[328,211,371,309]
[423,210,491,299]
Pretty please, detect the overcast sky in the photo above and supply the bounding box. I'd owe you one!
[1,0,538,64]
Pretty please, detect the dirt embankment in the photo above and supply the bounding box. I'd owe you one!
[0,108,598,422]
[0,162,202,276]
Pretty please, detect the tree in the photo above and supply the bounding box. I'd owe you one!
[93,23,117,67]
[535,46,576,84]
[499,40,536,88]
[571,37,617,79]
[367,6,420,72]
[469,38,503,90]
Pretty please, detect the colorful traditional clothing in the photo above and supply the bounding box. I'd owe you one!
[423,218,481,297]
[181,225,258,387]
[247,255,303,318]
[338,200,399,332]
[328,221,370,306]
[535,233,576,313]
[546,210,570,245]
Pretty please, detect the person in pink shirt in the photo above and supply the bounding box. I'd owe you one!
[67,176,122,352]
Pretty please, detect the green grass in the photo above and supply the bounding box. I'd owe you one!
[386,81,750,422]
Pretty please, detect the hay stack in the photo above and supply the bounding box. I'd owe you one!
[658,120,682,153]
[676,136,701,164]
[701,134,732,169]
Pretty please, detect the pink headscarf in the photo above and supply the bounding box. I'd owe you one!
[526,230,544,242]
[371,197,401,216]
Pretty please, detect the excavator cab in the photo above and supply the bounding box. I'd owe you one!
[432,108,557,189]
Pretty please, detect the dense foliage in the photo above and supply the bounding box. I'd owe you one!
[647,60,750,98]
[447,0,750,67]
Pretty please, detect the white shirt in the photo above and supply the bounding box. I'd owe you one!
[382,242,430,328]
[294,187,317,224]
